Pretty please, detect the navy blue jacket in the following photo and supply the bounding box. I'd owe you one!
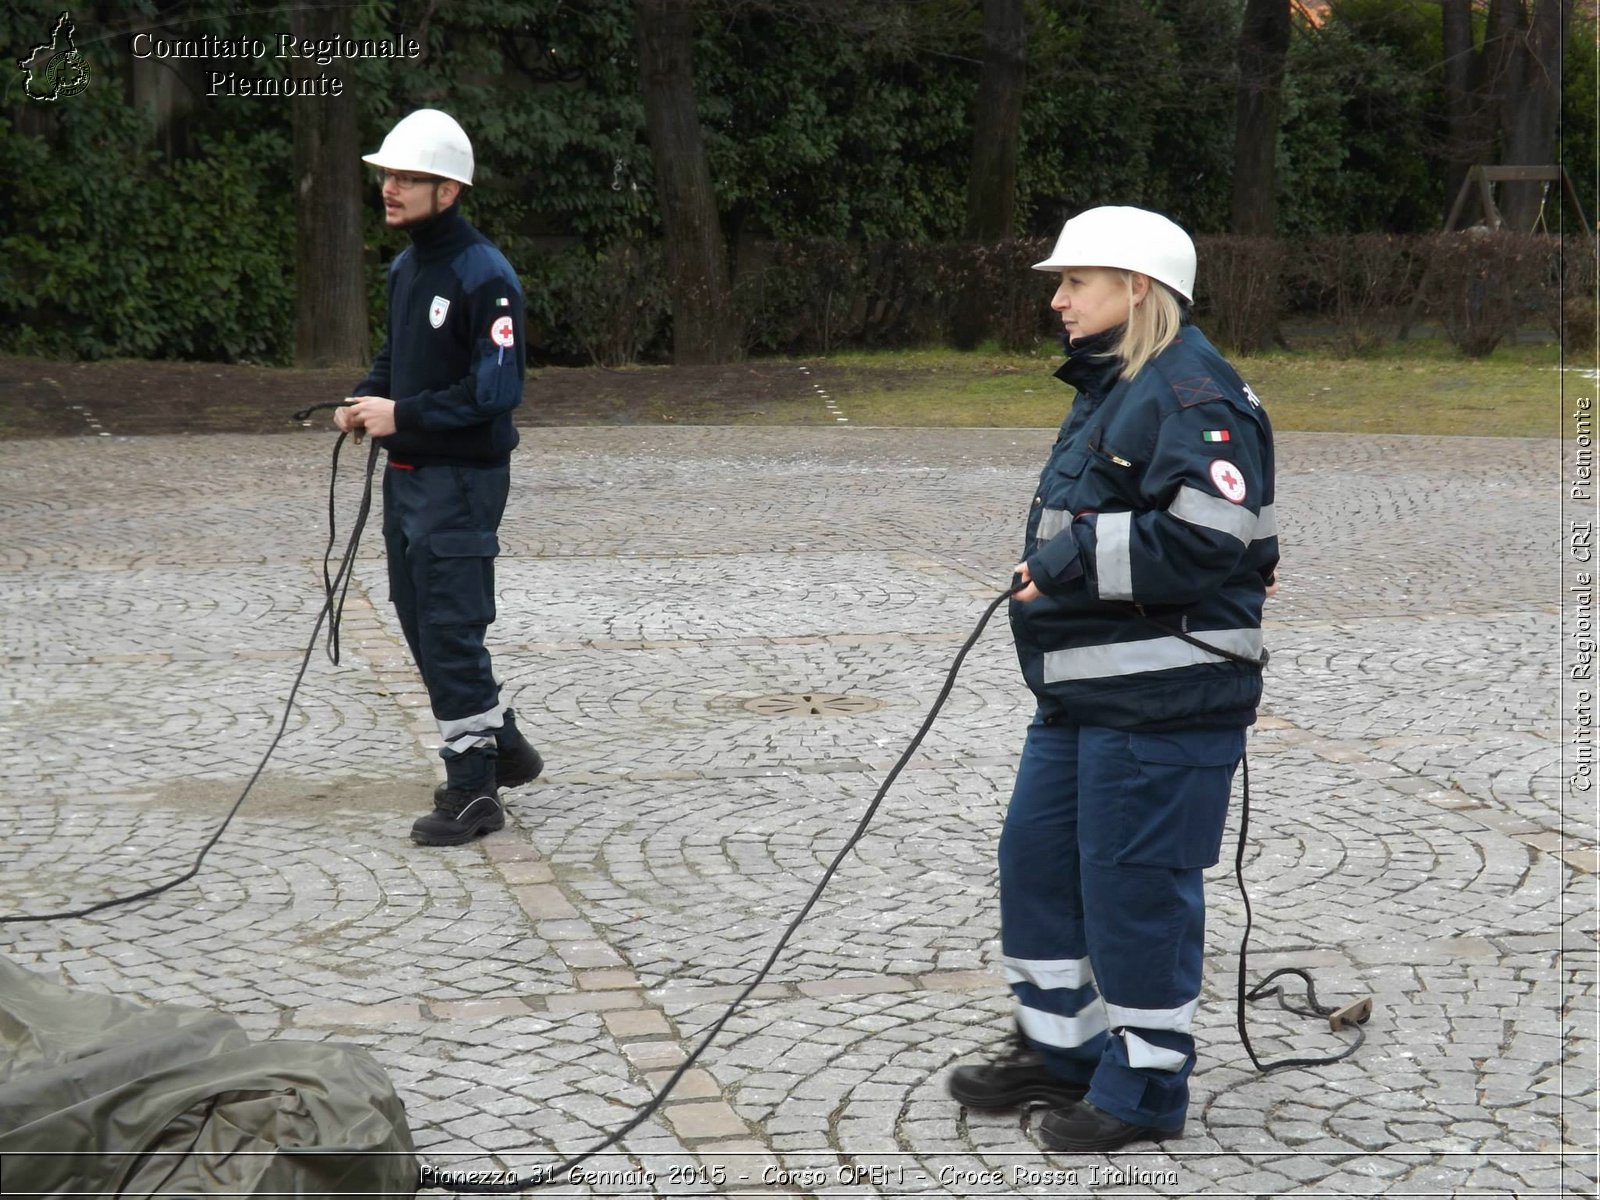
[353,203,524,466]
[1010,323,1277,731]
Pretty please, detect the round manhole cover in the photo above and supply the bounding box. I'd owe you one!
[743,692,883,717]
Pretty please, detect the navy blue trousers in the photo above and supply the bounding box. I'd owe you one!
[381,461,510,784]
[998,714,1243,1130]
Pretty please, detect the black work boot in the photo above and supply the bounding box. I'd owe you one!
[414,749,503,846]
[947,1030,1089,1110]
[1037,1101,1183,1151]
[432,711,542,806]
[411,783,503,846]
[494,708,544,790]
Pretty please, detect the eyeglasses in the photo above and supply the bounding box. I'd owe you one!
[377,171,441,190]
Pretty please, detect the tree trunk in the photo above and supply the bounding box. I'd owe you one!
[636,0,736,365]
[1441,0,1492,225]
[1230,0,1291,236]
[1499,0,1571,231]
[964,0,1026,240]
[128,50,196,162]
[291,5,367,367]
[1439,0,1572,232]
[952,0,1026,350]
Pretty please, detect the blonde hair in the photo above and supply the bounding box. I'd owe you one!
[1112,272,1184,380]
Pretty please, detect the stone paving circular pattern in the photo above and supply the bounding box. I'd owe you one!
[0,657,427,792]
[1262,434,1554,623]
[408,551,1003,645]
[662,984,1580,1195]
[1265,618,1557,742]
[1218,740,1560,938]
[0,438,353,569]
[522,768,1014,987]
[0,807,564,1010]
[1259,614,1566,835]
[2,430,1555,622]
[0,425,1588,1199]
[492,637,1028,779]
[275,1012,670,1170]
[0,567,323,660]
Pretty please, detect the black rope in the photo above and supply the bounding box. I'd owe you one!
[436,585,1021,1194]
[1233,753,1367,1072]
[1131,607,1269,670]
[321,430,376,665]
[0,425,380,926]
[1130,606,1365,1069]
[294,399,372,663]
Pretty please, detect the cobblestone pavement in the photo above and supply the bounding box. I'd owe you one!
[0,426,1592,1198]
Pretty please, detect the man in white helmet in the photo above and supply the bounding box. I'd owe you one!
[945,207,1277,1150]
[336,108,543,846]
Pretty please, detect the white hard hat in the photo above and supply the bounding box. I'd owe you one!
[1033,206,1196,302]
[362,109,474,185]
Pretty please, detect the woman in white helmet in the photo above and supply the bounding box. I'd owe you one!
[946,207,1278,1151]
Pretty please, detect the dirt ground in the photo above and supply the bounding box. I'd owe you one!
[0,355,891,439]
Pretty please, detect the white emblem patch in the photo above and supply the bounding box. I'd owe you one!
[1209,459,1248,504]
[1243,383,1263,409]
[490,315,515,348]
[429,296,450,329]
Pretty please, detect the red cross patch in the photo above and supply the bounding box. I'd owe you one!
[1209,458,1247,504]
[490,316,515,348]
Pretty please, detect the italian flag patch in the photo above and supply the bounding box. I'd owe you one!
[1202,429,1230,443]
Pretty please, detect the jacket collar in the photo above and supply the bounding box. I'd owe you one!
[1053,325,1125,396]
[406,201,469,261]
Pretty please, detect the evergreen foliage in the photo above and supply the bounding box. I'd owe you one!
[1,0,1590,363]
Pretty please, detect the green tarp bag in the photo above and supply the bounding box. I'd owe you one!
[0,955,417,1197]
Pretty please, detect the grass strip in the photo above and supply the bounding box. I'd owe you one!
[817,340,1566,438]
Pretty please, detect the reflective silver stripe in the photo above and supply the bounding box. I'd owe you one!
[1017,999,1109,1051]
[1005,955,1095,991]
[1168,485,1257,545]
[438,701,507,753]
[1121,1029,1189,1072]
[1104,997,1199,1033]
[1041,628,1263,684]
[1253,503,1277,541]
[1037,507,1070,542]
[453,794,498,820]
[1095,511,1133,600]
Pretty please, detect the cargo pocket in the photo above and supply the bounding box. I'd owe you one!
[1034,448,1089,546]
[1047,446,1090,483]
[425,530,499,625]
[1115,729,1244,869]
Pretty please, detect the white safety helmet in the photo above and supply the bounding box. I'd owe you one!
[362,108,474,186]
[1033,206,1196,303]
